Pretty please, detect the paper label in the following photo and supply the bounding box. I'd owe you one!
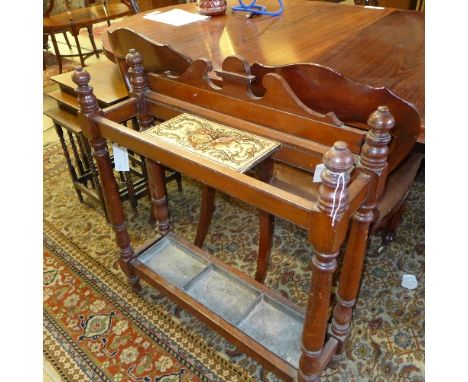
[143,9,210,26]
[113,143,129,172]
[313,163,326,183]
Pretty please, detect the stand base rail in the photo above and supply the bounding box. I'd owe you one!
[131,232,338,381]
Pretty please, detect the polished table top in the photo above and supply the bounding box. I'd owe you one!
[102,0,424,143]
[44,3,131,31]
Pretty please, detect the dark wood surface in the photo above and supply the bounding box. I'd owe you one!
[50,60,128,106]
[43,3,131,31]
[101,0,424,143]
[71,30,399,376]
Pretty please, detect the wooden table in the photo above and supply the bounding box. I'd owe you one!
[101,0,425,143]
[44,3,131,72]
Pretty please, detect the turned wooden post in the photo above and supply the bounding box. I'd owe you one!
[72,66,141,292]
[54,123,83,203]
[330,106,394,355]
[299,141,354,382]
[126,48,154,130]
[125,48,172,232]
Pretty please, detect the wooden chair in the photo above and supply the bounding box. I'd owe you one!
[246,63,423,270]
[191,65,422,285]
[43,0,139,73]
[71,25,406,378]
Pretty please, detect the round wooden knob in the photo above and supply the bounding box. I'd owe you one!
[367,105,394,132]
[323,141,354,174]
[71,66,90,86]
[126,48,143,66]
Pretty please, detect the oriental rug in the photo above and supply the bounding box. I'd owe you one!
[43,142,425,381]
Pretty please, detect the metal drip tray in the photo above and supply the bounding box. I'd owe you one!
[184,265,260,324]
[137,236,208,288]
[133,234,305,369]
[237,295,304,368]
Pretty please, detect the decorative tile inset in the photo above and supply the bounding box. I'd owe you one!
[143,113,280,172]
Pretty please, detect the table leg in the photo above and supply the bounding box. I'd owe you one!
[72,31,86,67]
[86,25,100,58]
[49,33,62,74]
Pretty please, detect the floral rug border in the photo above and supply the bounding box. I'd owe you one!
[44,220,253,382]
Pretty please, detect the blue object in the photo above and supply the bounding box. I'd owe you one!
[232,0,284,17]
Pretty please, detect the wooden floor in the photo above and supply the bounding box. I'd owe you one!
[43,358,62,382]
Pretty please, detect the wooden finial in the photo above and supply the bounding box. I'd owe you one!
[125,49,153,129]
[359,105,394,173]
[71,66,99,115]
[317,141,354,223]
[126,48,148,93]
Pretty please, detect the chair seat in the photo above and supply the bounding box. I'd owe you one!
[270,153,423,227]
[375,152,423,225]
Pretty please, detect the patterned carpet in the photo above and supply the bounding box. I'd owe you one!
[43,142,425,381]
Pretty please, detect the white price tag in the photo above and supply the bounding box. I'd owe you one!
[113,143,129,172]
[313,163,326,183]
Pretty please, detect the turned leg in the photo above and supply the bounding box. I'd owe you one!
[62,32,72,49]
[92,138,141,292]
[299,142,354,381]
[381,200,407,246]
[71,66,140,291]
[72,31,86,67]
[82,137,97,189]
[330,207,372,356]
[49,33,62,74]
[77,133,91,172]
[86,25,100,58]
[194,185,216,247]
[54,124,83,203]
[330,105,394,357]
[123,171,139,217]
[147,159,171,234]
[84,138,109,222]
[67,131,86,176]
[299,242,341,382]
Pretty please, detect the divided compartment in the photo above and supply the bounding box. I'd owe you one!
[184,265,261,324]
[137,236,209,288]
[134,233,306,370]
[237,294,304,368]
